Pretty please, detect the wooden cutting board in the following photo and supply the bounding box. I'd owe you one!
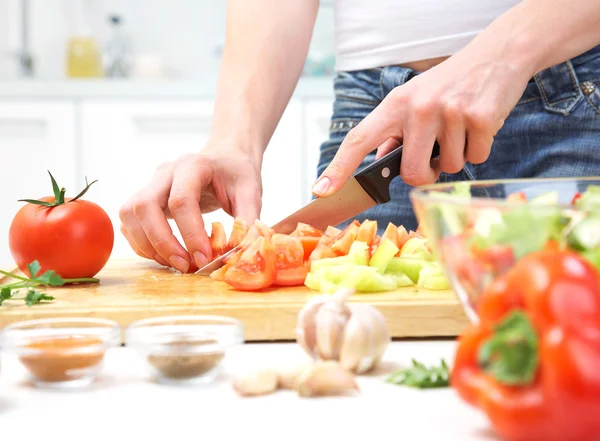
[0,258,469,341]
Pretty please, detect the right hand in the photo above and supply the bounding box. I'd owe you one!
[119,147,263,273]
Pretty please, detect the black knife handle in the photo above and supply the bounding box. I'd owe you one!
[354,141,441,204]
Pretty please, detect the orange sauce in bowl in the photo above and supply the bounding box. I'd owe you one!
[19,335,106,382]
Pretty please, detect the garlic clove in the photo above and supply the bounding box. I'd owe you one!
[339,304,374,374]
[296,296,327,357]
[295,361,359,397]
[276,362,312,390]
[314,297,351,360]
[232,368,279,397]
[339,304,390,374]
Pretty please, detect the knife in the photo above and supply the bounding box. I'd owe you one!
[195,142,441,275]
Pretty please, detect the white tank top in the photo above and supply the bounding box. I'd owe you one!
[333,0,521,71]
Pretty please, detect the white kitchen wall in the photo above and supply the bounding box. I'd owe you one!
[0,0,334,80]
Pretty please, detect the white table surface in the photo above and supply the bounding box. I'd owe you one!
[0,339,497,441]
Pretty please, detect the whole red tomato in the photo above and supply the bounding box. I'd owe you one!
[9,172,114,279]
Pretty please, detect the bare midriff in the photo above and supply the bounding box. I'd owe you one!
[396,55,450,72]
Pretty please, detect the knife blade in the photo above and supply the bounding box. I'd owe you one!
[195,142,441,275]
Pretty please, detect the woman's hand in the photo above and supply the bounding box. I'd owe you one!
[312,53,533,196]
[119,146,263,273]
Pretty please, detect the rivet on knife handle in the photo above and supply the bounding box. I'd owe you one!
[354,141,441,204]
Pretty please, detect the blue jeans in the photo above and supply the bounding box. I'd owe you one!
[316,45,600,234]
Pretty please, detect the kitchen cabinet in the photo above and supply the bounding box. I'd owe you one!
[80,99,304,259]
[303,99,333,203]
[0,101,77,268]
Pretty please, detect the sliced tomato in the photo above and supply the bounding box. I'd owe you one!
[325,225,342,237]
[253,219,274,240]
[370,235,382,257]
[272,234,304,266]
[228,217,249,248]
[571,192,582,206]
[471,244,516,276]
[396,225,409,253]
[506,191,527,203]
[381,222,401,248]
[309,234,337,261]
[223,236,277,291]
[271,234,307,286]
[297,237,319,260]
[331,223,359,255]
[209,264,229,281]
[209,222,230,257]
[356,219,377,246]
[290,223,323,238]
[274,262,309,286]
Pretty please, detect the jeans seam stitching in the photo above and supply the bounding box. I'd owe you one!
[584,94,600,115]
[515,96,541,106]
[334,94,380,106]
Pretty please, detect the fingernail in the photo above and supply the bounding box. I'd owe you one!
[169,255,189,273]
[154,254,169,266]
[193,251,207,268]
[312,177,331,196]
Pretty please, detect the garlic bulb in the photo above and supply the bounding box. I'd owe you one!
[296,288,390,374]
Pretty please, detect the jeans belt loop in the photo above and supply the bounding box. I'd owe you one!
[533,60,583,115]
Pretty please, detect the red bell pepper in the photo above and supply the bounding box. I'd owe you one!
[452,249,600,441]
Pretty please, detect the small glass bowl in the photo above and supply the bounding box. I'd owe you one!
[0,317,121,389]
[125,315,244,385]
[410,177,600,324]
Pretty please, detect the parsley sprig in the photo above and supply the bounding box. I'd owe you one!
[386,359,450,389]
[0,260,99,306]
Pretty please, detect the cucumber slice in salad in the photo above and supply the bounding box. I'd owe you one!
[369,238,399,273]
[567,215,600,251]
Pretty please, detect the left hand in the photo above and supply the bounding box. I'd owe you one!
[311,50,533,196]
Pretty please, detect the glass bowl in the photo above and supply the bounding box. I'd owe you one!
[0,317,121,389]
[125,315,244,385]
[410,177,600,323]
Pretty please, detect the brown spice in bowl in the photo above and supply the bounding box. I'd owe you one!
[147,338,225,379]
[19,335,105,382]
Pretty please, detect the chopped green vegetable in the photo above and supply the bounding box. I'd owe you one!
[369,238,399,274]
[575,185,600,212]
[567,215,600,252]
[417,266,450,290]
[387,257,435,284]
[386,359,450,389]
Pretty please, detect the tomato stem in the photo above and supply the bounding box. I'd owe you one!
[62,277,100,284]
[17,171,98,207]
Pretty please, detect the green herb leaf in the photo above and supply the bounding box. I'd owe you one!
[34,270,65,286]
[386,358,450,389]
[470,205,565,259]
[0,287,13,305]
[27,260,41,278]
[24,290,55,306]
[478,310,539,386]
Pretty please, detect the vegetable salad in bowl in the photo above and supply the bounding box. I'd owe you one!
[410,177,600,323]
